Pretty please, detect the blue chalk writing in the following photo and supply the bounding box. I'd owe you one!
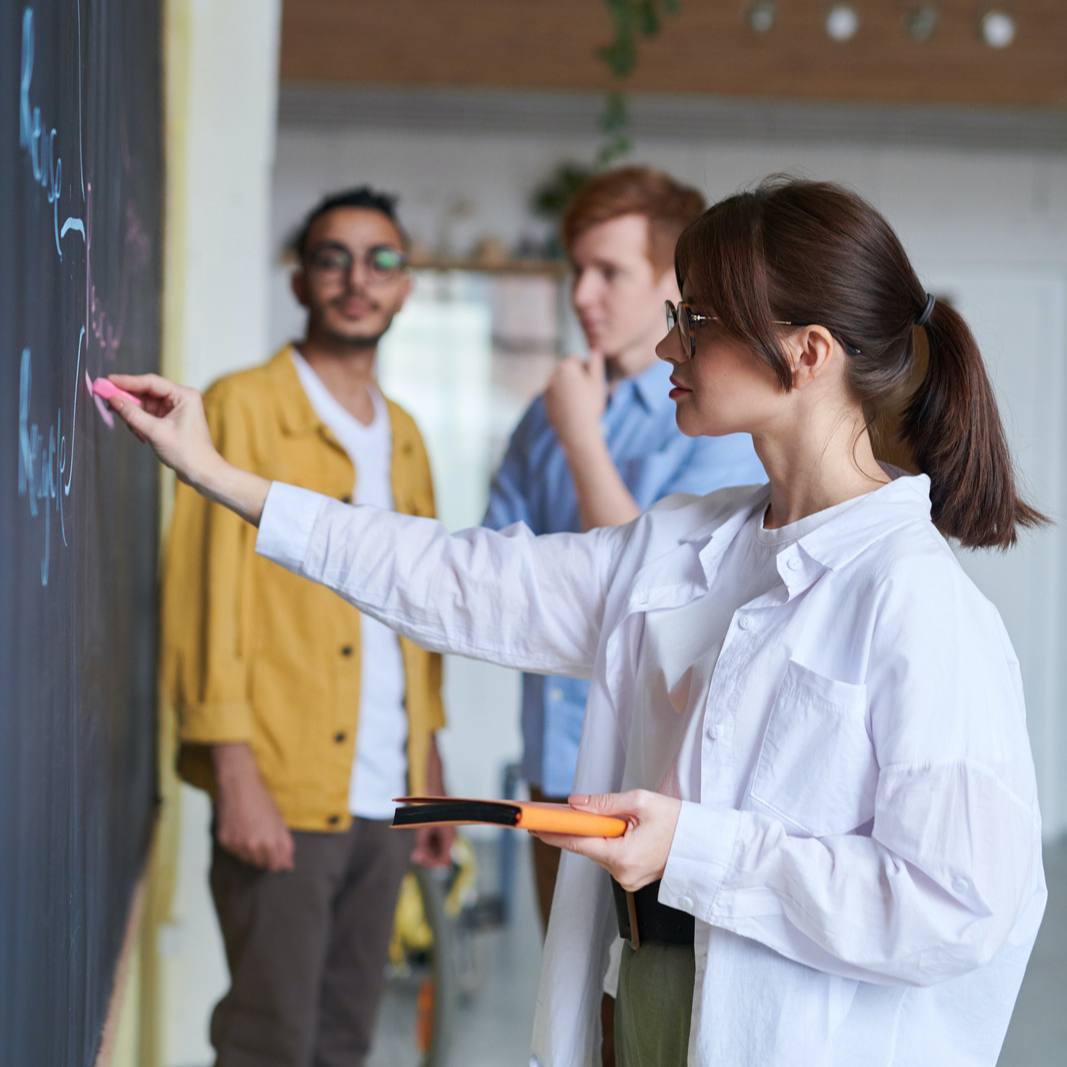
[20,8,66,258]
[17,334,83,586]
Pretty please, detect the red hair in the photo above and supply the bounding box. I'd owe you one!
[562,167,705,276]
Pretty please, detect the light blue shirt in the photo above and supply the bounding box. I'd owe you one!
[483,357,765,795]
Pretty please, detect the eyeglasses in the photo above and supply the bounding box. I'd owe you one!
[305,243,408,284]
[664,300,861,360]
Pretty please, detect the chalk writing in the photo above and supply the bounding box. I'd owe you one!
[18,341,82,586]
[19,8,68,258]
[13,4,151,586]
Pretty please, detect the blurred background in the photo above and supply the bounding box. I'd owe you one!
[121,2,1067,1065]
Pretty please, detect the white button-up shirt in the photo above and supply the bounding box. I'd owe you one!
[256,474,1046,1067]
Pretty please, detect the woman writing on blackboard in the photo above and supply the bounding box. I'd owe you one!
[107,178,1046,1067]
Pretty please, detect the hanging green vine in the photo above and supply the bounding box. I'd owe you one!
[530,1,682,243]
[597,0,682,165]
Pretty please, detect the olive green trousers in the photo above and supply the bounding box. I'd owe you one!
[615,941,695,1066]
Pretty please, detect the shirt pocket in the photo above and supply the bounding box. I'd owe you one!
[748,659,876,838]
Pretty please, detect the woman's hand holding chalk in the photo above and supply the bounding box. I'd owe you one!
[91,377,144,408]
[105,372,271,527]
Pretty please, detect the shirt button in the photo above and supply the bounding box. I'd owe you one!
[737,616,751,631]
[341,646,353,657]
[787,556,801,571]
[952,877,970,894]
[549,687,564,702]
[334,731,347,743]
[708,724,722,740]
[678,895,693,910]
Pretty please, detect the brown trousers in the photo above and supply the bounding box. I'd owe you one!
[209,818,413,1067]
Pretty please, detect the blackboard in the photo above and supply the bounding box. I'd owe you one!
[1,1,162,1064]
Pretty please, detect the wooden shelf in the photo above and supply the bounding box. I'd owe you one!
[409,256,570,278]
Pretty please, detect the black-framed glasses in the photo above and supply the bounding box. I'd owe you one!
[664,300,861,359]
[305,242,408,284]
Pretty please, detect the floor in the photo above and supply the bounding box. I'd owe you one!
[366,836,1067,1067]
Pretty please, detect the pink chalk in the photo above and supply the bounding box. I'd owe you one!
[91,377,144,408]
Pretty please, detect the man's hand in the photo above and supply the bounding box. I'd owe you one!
[212,743,295,872]
[410,824,454,867]
[531,789,682,892]
[410,734,455,867]
[542,349,642,530]
[544,350,607,454]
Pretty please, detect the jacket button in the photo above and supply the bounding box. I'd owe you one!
[327,814,341,826]
[340,494,351,504]
[334,731,346,743]
[341,646,353,657]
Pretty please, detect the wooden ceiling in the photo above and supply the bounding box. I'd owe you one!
[280,1,1067,110]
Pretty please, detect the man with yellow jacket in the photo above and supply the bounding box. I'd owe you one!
[162,187,451,1067]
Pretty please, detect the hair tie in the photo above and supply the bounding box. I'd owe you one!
[916,292,936,328]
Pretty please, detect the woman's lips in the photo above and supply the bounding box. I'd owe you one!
[669,377,691,399]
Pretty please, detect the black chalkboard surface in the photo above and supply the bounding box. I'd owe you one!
[1,2,162,1064]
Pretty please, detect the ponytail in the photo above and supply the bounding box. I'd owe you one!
[677,178,1048,548]
[901,299,1046,549]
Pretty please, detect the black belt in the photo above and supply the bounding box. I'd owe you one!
[611,877,694,949]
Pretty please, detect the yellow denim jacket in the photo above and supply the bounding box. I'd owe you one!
[161,346,445,831]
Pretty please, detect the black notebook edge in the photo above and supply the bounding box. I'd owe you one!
[392,800,522,828]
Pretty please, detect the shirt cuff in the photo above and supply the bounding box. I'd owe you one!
[659,801,741,922]
[255,482,327,574]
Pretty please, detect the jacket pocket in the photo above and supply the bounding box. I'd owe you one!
[748,659,875,838]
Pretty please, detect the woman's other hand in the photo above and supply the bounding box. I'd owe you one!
[533,789,682,892]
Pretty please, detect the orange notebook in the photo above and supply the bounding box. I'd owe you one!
[392,796,627,837]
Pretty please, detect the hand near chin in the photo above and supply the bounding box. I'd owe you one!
[532,789,682,892]
[544,350,607,454]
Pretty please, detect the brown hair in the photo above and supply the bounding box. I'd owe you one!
[675,176,1045,549]
[561,166,705,276]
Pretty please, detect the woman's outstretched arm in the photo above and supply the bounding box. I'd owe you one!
[105,373,270,526]
[105,371,622,677]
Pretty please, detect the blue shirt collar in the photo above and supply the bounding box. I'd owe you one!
[614,358,674,414]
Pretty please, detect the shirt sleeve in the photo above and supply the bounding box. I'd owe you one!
[256,482,627,678]
[660,556,1044,987]
[483,400,539,531]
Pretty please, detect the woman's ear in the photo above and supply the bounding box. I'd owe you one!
[790,326,836,390]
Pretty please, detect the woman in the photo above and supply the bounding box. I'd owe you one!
[109,178,1046,1067]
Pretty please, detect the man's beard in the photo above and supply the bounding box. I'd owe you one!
[310,306,389,350]
[322,328,384,350]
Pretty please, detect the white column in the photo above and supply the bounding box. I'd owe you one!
[155,4,282,1066]
[165,0,282,390]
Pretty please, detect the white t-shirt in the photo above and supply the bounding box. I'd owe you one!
[642,496,862,803]
[290,350,408,819]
